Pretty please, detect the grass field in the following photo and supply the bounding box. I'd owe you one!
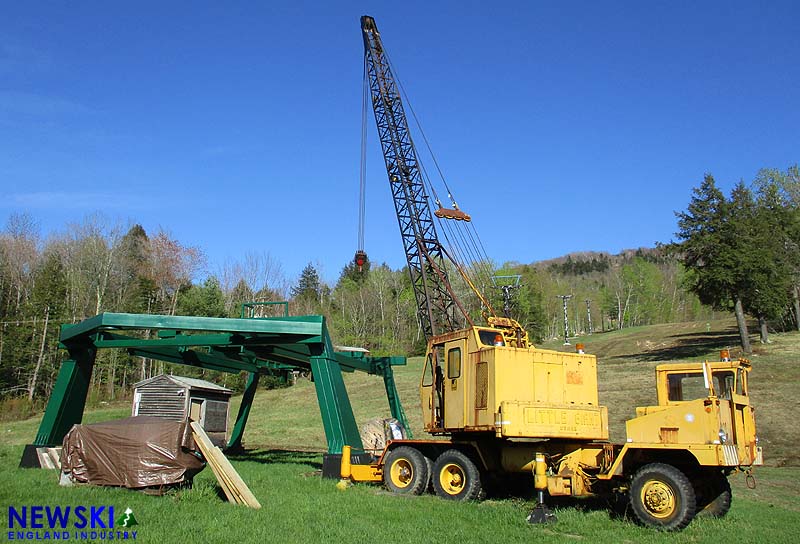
[2,318,799,542]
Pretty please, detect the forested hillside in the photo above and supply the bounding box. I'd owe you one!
[0,215,716,413]
[1,165,798,415]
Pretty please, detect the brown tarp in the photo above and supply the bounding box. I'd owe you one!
[60,416,205,489]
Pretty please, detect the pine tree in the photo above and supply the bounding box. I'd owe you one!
[676,175,753,353]
[745,182,798,341]
[176,277,226,317]
[753,165,800,330]
[292,263,322,303]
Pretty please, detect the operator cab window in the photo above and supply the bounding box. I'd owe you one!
[735,368,747,395]
[423,345,446,387]
[716,371,735,400]
[422,354,434,387]
[667,371,735,401]
[478,329,505,346]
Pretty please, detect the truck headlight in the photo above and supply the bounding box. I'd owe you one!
[718,429,728,444]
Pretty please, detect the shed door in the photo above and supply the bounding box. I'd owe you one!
[189,398,204,422]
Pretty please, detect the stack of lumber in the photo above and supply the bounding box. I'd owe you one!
[37,447,62,470]
[190,421,261,509]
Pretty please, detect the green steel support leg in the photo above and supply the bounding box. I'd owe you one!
[226,372,260,451]
[310,326,364,456]
[381,364,412,438]
[310,355,364,454]
[34,343,97,446]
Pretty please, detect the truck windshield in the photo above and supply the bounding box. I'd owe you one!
[667,371,737,401]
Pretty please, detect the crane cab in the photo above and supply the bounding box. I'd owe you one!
[420,326,609,440]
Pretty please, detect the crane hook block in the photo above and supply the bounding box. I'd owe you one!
[354,250,368,272]
[434,207,471,222]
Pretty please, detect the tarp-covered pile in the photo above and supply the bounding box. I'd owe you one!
[60,416,204,489]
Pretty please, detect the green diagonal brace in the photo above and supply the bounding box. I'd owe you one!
[226,372,259,451]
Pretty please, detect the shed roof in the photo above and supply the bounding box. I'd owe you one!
[134,374,233,395]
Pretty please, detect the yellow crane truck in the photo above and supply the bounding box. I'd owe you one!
[341,332,761,530]
[350,16,762,531]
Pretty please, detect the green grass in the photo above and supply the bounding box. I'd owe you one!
[2,318,799,542]
[1,444,798,543]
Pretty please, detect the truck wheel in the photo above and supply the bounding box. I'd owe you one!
[630,463,696,531]
[383,446,430,495]
[432,449,483,501]
[695,472,732,518]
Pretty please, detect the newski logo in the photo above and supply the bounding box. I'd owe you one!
[7,506,138,541]
[8,506,114,529]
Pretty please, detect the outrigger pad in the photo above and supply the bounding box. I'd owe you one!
[527,504,557,524]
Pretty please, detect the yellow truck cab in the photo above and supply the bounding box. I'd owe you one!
[627,359,762,467]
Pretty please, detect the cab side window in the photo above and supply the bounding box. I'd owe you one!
[447,347,461,379]
[422,354,434,387]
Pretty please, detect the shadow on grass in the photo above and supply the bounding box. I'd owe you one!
[487,475,628,521]
[517,493,632,525]
[604,327,744,363]
[225,447,324,470]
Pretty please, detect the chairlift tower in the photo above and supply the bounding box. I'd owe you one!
[585,299,593,335]
[557,295,573,345]
[492,275,522,318]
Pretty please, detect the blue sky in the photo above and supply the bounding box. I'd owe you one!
[2,1,798,285]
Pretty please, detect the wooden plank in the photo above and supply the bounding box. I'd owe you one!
[36,448,56,469]
[197,442,236,503]
[206,452,244,504]
[191,422,253,507]
[191,423,237,503]
[36,447,63,470]
[208,446,261,508]
[47,448,62,470]
[191,422,261,509]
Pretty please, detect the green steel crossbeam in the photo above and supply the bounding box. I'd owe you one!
[127,346,259,374]
[60,312,324,342]
[24,311,409,469]
[92,331,244,349]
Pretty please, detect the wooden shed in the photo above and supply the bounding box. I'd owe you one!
[132,375,233,447]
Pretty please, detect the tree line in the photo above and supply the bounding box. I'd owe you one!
[1,164,796,413]
[674,165,800,353]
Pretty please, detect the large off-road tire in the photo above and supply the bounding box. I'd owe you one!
[694,471,732,518]
[630,463,696,531]
[431,449,484,501]
[383,446,431,495]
